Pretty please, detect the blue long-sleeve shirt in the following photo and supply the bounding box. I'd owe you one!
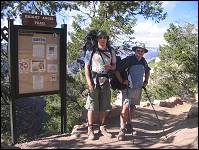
[117,54,151,88]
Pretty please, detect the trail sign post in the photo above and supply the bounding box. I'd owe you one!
[8,13,67,144]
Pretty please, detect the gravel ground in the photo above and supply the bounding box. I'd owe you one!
[14,102,198,149]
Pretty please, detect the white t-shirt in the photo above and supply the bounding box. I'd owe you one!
[84,48,116,85]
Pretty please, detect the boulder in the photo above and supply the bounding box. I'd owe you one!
[174,98,183,105]
[168,96,181,102]
[187,102,198,118]
[1,139,20,149]
[159,101,167,107]
[159,101,176,108]
[15,96,48,137]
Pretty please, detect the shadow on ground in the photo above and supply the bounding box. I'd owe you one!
[14,104,198,149]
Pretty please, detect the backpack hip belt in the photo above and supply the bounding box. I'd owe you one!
[92,71,109,88]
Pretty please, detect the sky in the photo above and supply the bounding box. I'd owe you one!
[133,1,198,47]
[1,1,198,48]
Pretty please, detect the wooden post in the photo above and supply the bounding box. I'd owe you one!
[8,19,17,144]
[60,24,67,133]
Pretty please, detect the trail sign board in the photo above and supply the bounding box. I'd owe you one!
[22,13,57,27]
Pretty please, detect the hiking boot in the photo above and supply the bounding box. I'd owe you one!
[117,128,126,141]
[88,125,95,140]
[125,123,137,135]
[99,125,113,138]
[125,123,132,133]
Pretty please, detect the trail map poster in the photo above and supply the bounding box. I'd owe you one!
[18,29,60,94]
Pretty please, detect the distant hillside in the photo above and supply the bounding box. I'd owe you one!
[144,47,159,62]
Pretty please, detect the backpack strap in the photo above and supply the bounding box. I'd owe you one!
[97,47,113,65]
[89,48,97,85]
[90,47,113,85]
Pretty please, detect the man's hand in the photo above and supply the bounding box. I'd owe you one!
[142,80,148,88]
[104,64,111,72]
[122,80,129,86]
[88,82,94,91]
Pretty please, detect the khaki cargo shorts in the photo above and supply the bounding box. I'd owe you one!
[122,87,142,105]
[85,81,112,112]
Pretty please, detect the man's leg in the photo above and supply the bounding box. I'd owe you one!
[125,87,142,134]
[117,103,129,141]
[87,111,95,140]
[85,86,99,140]
[120,103,129,128]
[98,81,112,138]
[88,111,94,125]
[125,104,136,133]
[98,111,112,138]
[99,111,106,125]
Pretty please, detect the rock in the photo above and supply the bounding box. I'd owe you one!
[195,93,198,102]
[191,136,198,149]
[167,102,175,108]
[174,98,183,105]
[153,100,161,105]
[168,96,181,102]
[15,96,48,137]
[182,95,197,103]
[1,141,20,149]
[159,101,167,107]
[187,102,198,118]
[159,96,186,108]
[142,102,150,107]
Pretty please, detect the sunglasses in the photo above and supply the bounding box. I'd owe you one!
[98,36,107,39]
[136,49,144,53]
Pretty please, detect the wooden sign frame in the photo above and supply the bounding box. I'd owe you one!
[9,19,67,144]
[11,25,66,98]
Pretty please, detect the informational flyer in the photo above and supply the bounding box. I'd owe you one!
[33,75,44,89]
[19,59,30,73]
[46,44,57,60]
[32,37,46,43]
[49,73,57,81]
[47,64,58,73]
[31,59,45,72]
[33,44,45,58]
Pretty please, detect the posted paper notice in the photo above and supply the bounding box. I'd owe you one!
[31,59,45,72]
[46,44,57,60]
[19,59,30,73]
[33,75,44,89]
[33,44,45,58]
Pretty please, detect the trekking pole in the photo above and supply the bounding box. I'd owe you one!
[142,87,167,139]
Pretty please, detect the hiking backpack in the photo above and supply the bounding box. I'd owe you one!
[81,29,113,82]
[81,29,129,90]
[109,56,129,90]
[81,29,112,65]
[82,29,99,54]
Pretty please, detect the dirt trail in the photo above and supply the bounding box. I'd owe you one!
[15,102,198,149]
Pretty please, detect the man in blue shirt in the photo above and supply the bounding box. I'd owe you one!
[115,44,151,141]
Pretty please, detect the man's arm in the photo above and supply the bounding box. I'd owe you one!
[144,71,150,83]
[142,58,151,87]
[111,50,117,70]
[115,70,129,86]
[85,64,94,91]
[104,50,116,72]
